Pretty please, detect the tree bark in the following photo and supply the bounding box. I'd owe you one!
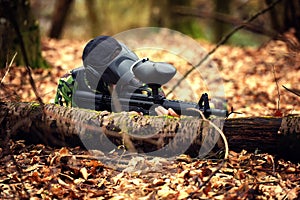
[0,0,49,69]
[1,102,300,160]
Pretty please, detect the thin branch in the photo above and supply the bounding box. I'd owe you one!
[198,159,226,190]
[167,0,283,96]
[173,6,277,38]
[188,108,229,160]
[272,65,281,110]
[0,52,17,86]
[282,85,300,97]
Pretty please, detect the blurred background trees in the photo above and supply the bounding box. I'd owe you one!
[31,0,300,44]
[1,0,300,68]
[266,0,300,40]
[48,0,74,39]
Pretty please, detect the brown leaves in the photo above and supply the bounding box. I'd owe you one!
[0,140,110,199]
[210,34,300,117]
[1,140,300,199]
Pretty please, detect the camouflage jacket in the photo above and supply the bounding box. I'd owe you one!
[54,71,77,107]
[54,67,164,109]
[54,67,110,107]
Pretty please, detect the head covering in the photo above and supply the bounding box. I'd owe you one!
[82,36,139,89]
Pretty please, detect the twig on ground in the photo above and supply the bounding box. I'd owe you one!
[198,159,226,189]
[272,65,281,111]
[0,52,17,86]
[186,110,228,193]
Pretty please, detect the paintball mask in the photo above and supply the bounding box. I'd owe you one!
[82,36,176,92]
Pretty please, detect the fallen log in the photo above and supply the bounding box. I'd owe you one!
[0,102,299,161]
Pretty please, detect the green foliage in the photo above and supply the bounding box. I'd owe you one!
[227,30,269,47]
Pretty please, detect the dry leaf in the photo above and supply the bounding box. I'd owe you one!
[80,167,89,180]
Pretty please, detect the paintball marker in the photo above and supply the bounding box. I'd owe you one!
[73,82,227,118]
[72,57,228,118]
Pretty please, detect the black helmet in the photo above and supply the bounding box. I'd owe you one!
[82,36,139,87]
[82,36,176,93]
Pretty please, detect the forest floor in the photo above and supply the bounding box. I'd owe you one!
[0,33,300,199]
[1,33,300,117]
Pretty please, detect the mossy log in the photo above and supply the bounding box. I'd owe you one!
[0,102,300,160]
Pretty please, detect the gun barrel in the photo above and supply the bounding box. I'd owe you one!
[162,99,227,117]
[73,90,227,117]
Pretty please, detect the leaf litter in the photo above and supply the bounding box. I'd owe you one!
[0,140,299,199]
[1,32,300,198]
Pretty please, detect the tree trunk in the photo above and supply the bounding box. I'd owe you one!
[1,102,300,161]
[85,0,101,38]
[266,0,300,40]
[149,0,172,27]
[213,0,231,43]
[0,0,48,68]
[48,0,74,39]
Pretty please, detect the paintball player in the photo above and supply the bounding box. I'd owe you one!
[54,36,179,116]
